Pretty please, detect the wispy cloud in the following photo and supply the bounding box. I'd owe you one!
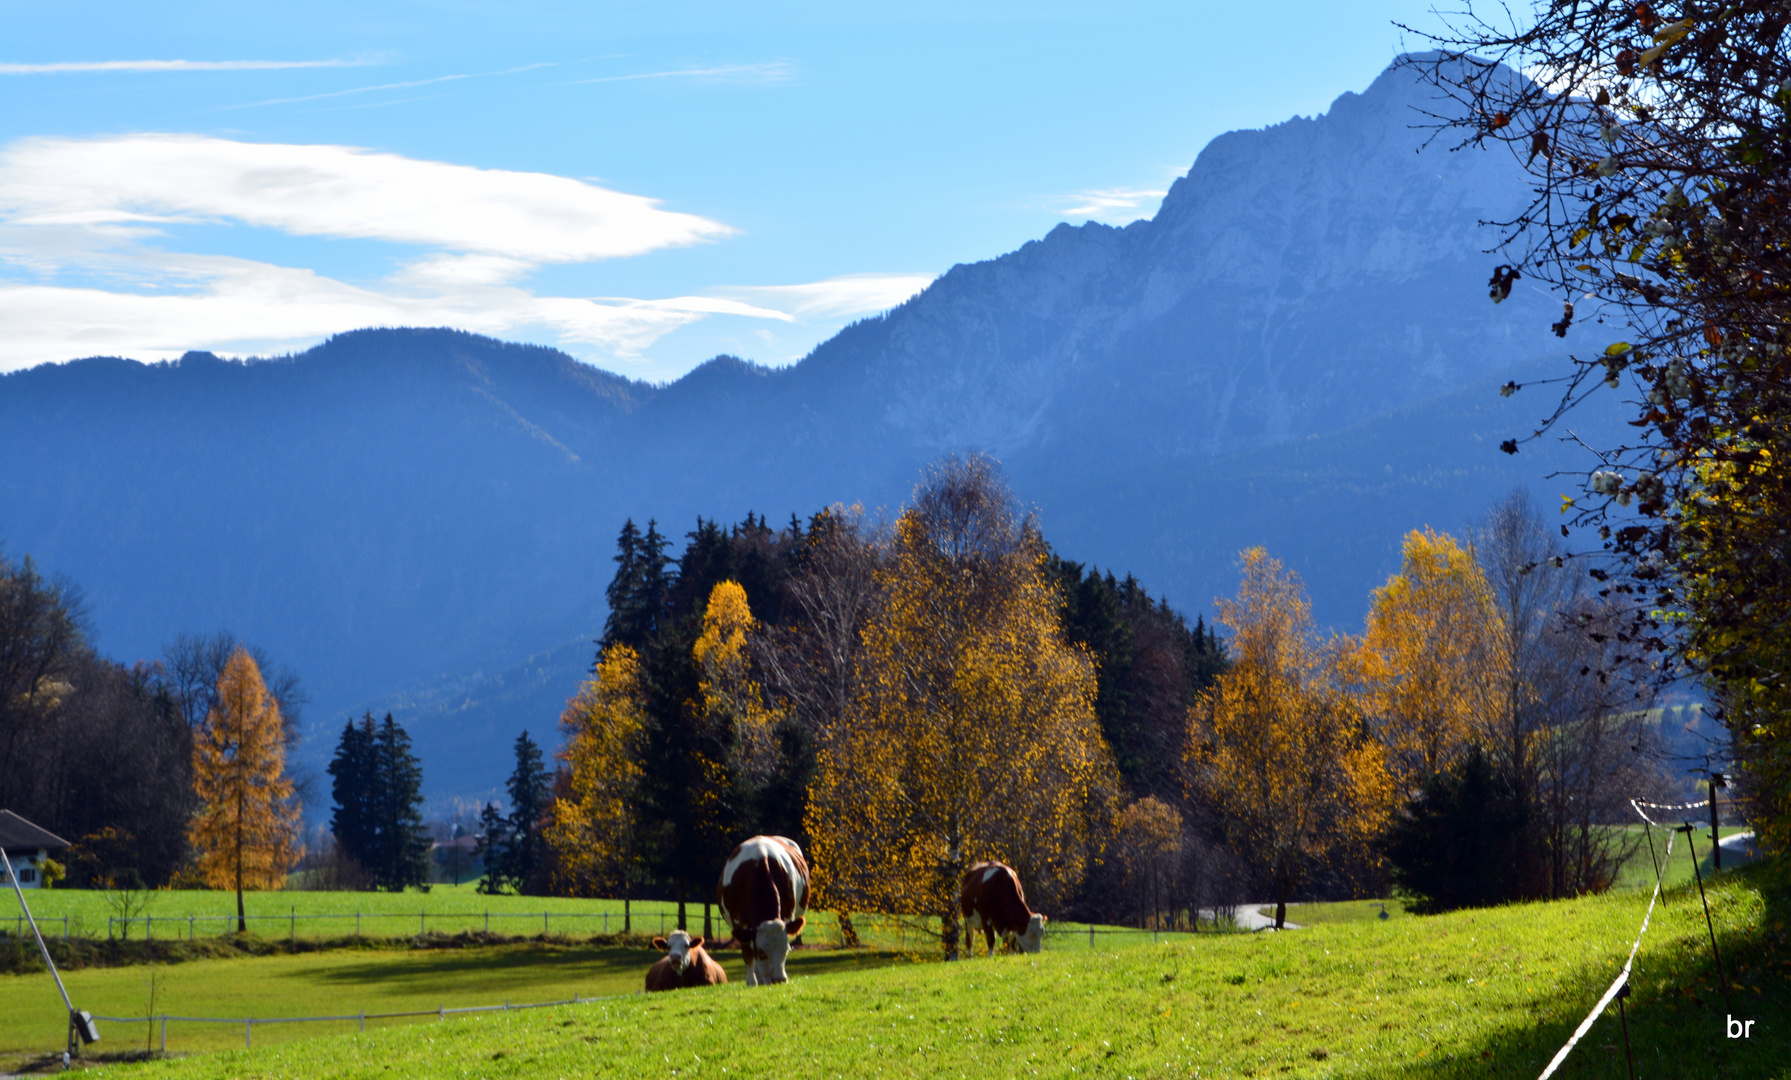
[214,63,556,112]
[568,61,796,86]
[0,59,372,75]
[0,251,798,372]
[1058,187,1167,221]
[0,134,732,262]
[715,273,934,320]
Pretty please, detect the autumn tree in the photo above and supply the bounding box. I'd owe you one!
[1404,3,1791,848]
[1344,528,1505,787]
[1187,549,1390,930]
[807,456,1118,958]
[189,647,302,931]
[695,580,787,786]
[546,643,653,929]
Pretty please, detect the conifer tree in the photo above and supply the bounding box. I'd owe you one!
[327,715,377,874]
[189,647,302,931]
[474,801,511,895]
[503,731,550,892]
[371,714,431,890]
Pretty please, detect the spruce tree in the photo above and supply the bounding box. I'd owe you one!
[327,715,378,874]
[504,730,550,892]
[371,713,431,890]
[474,801,511,895]
[601,519,645,657]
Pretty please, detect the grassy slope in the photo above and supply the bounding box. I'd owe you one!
[0,942,904,1066]
[66,861,1785,1080]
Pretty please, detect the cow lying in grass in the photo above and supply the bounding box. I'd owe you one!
[960,861,1047,955]
[644,929,727,991]
[718,835,809,985]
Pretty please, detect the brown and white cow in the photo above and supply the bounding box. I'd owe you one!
[960,861,1047,956]
[717,835,809,985]
[644,929,728,991]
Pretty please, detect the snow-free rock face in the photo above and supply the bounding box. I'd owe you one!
[769,54,1565,465]
[0,57,1613,797]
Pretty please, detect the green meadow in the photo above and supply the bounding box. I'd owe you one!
[1,859,1779,1079]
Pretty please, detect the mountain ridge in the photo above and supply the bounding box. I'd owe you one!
[0,56,1618,798]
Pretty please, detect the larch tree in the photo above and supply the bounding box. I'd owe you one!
[806,456,1118,958]
[1187,549,1391,930]
[189,647,302,931]
[547,643,652,929]
[1344,528,1506,787]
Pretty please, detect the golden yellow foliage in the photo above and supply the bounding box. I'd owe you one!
[1187,549,1390,927]
[1344,528,1506,786]
[694,580,785,779]
[807,463,1117,956]
[546,644,651,919]
[188,648,302,930]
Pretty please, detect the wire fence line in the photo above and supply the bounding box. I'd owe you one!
[93,909,684,942]
[1533,793,1732,1080]
[91,991,634,1051]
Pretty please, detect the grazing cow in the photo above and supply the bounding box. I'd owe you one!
[960,861,1047,956]
[717,835,809,985]
[644,929,728,991]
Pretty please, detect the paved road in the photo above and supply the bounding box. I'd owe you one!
[1201,904,1302,931]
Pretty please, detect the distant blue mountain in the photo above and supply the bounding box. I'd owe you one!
[0,57,1624,800]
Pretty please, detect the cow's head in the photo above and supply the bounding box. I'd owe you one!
[653,930,704,974]
[748,916,805,984]
[1014,913,1047,954]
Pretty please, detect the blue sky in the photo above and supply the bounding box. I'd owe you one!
[0,0,1444,382]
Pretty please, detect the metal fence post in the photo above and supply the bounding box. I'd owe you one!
[160,1015,167,1053]
[188,916,194,941]
[356,912,361,936]
[421,912,426,935]
[359,1010,365,1033]
[62,916,68,941]
[1089,926,1095,948]
[484,911,489,934]
[543,912,549,934]
[245,1019,252,1049]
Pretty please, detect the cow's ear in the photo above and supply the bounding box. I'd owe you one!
[688,936,704,949]
[652,936,669,951]
[785,916,806,937]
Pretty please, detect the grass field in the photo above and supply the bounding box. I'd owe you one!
[10,858,1777,1079]
[3,883,1199,960]
[0,939,908,1068]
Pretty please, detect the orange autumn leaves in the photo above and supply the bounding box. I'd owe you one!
[1188,531,1513,914]
[188,648,302,924]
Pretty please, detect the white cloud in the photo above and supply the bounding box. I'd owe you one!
[0,134,911,377]
[0,252,795,372]
[1059,186,1167,221]
[714,273,934,319]
[0,134,732,262]
[0,59,370,74]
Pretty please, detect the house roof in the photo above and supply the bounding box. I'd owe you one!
[0,810,71,851]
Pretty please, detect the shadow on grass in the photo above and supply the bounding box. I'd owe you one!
[1394,857,1788,1079]
[302,943,911,993]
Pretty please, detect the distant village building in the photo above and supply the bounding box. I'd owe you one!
[0,810,70,889]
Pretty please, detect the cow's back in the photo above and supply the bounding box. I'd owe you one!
[961,861,1032,935]
[719,835,809,934]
